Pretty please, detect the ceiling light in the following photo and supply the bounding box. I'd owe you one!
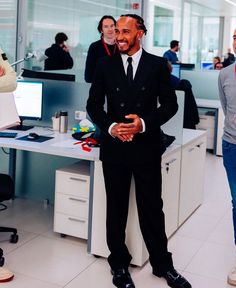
[225,0,236,7]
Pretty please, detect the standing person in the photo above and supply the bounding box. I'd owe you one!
[87,14,191,288]
[84,15,118,83]
[219,29,236,286]
[44,32,73,70]
[0,47,16,282]
[163,40,181,64]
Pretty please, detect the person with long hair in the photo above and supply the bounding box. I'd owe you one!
[84,15,118,83]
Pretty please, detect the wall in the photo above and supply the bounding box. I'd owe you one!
[181,69,220,100]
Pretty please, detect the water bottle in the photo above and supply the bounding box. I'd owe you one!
[59,111,68,133]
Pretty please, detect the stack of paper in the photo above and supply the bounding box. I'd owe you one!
[0,92,20,131]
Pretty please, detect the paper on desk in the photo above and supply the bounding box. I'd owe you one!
[0,92,20,131]
[51,139,81,148]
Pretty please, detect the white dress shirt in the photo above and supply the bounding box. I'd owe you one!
[108,48,145,136]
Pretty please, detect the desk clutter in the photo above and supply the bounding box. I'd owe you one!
[52,111,68,133]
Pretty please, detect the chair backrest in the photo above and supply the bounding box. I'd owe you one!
[0,174,14,202]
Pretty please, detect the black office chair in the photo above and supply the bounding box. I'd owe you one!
[0,174,19,243]
[0,174,19,266]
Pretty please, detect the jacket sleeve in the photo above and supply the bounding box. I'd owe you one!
[0,48,17,92]
[86,58,114,134]
[142,58,178,131]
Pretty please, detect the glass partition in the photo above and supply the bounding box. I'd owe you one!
[19,0,142,82]
[0,0,17,64]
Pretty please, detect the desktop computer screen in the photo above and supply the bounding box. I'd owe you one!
[10,80,43,130]
[201,61,214,70]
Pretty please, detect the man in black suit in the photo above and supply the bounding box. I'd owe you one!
[87,14,191,288]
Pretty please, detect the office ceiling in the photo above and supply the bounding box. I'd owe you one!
[194,0,236,16]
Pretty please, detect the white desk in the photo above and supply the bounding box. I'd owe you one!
[0,127,206,267]
[196,98,223,156]
[0,127,99,253]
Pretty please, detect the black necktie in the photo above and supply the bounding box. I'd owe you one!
[127,57,133,85]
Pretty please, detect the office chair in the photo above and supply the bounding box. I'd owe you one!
[0,174,18,243]
[0,174,19,266]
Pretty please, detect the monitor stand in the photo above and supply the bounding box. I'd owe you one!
[7,119,34,131]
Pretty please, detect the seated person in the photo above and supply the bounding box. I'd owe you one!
[163,40,181,64]
[214,61,223,70]
[222,48,235,67]
[44,32,74,70]
[167,62,199,129]
[213,56,223,70]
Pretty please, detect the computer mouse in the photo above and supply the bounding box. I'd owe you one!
[27,132,40,140]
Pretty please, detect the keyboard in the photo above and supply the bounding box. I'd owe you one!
[0,132,18,138]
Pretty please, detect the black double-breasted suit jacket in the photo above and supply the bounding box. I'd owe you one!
[86,49,178,164]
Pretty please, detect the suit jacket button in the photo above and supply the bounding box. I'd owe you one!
[141,86,145,91]
[116,87,120,92]
[120,102,125,107]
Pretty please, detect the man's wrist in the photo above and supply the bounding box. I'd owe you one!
[108,122,117,137]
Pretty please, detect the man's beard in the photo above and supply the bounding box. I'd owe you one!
[118,39,136,54]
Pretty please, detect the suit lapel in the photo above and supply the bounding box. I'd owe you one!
[112,54,127,88]
[133,50,151,93]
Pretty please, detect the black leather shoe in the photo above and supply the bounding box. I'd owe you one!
[154,269,191,288]
[111,268,135,288]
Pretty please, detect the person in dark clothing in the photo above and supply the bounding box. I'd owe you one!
[84,15,118,83]
[222,48,235,68]
[87,14,191,288]
[168,62,199,129]
[44,32,74,70]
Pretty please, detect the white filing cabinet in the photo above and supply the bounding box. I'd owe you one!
[54,161,90,239]
[162,147,181,238]
[90,145,182,266]
[179,132,206,225]
[196,112,215,150]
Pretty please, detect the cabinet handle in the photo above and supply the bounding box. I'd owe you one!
[188,147,195,152]
[196,142,204,148]
[68,217,86,223]
[165,158,177,165]
[69,197,87,203]
[69,177,87,182]
[164,158,177,173]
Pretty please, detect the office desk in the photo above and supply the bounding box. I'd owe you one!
[0,127,99,181]
[0,127,99,253]
[196,98,223,156]
[0,127,206,267]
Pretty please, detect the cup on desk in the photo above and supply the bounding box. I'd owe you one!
[52,116,60,131]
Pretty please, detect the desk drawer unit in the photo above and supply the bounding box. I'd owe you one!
[54,161,90,239]
[196,114,215,149]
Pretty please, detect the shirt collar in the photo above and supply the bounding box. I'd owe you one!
[121,47,143,65]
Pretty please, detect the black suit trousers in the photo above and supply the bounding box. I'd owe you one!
[102,160,173,274]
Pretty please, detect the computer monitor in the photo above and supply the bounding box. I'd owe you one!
[201,61,213,70]
[9,80,43,131]
[180,63,195,70]
[171,64,181,79]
